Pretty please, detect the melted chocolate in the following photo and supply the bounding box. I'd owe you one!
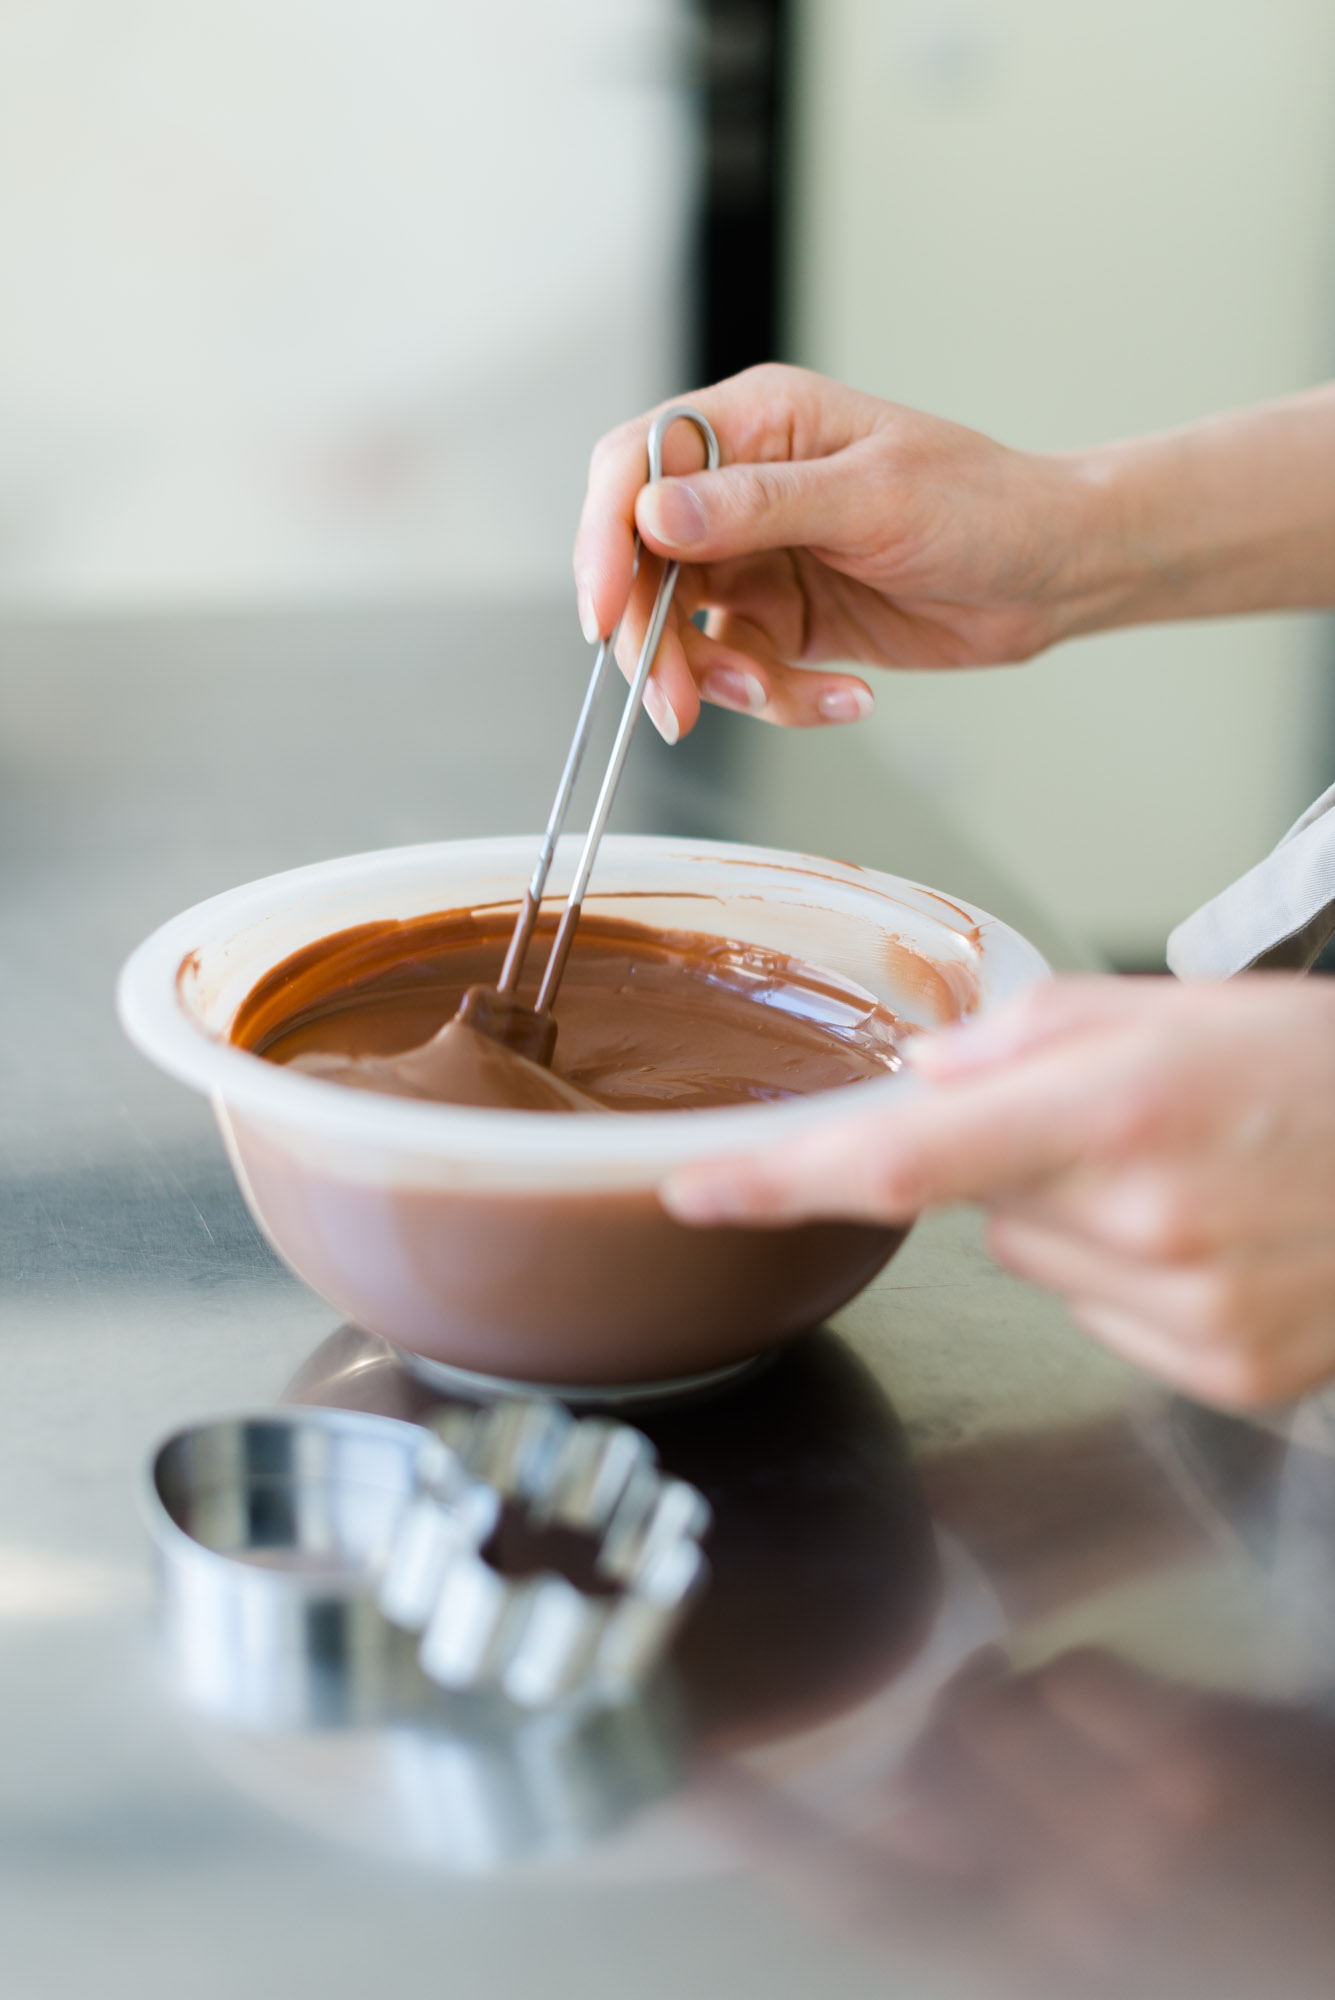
[226,1118,907,1382]
[290,1019,605,1113]
[223,907,915,1383]
[232,910,906,1112]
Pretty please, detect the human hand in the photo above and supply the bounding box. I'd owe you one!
[663,974,1335,1407]
[573,364,1101,741]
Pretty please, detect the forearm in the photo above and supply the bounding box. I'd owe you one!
[1048,384,1335,638]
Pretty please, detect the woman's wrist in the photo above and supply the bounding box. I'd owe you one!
[1035,386,1335,644]
[1023,444,1154,645]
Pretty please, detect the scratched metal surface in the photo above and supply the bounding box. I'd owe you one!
[2,605,1332,2000]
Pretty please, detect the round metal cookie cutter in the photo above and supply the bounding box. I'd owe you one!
[146,1406,434,1729]
[379,1399,712,1711]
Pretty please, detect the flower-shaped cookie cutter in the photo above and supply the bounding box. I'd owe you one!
[379,1399,711,1711]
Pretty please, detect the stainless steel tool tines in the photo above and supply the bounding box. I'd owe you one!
[378,1399,712,1711]
[457,405,721,1064]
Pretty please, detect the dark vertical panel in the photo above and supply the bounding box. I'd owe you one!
[693,0,792,384]
[656,1,794,814]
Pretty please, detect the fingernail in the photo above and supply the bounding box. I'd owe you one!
[577,583,601,644]
[702,665,767,714]
[643,680,680,745]
[818,685,874,724]
[640,479,708,549]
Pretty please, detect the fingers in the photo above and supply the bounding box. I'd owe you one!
[1009,1156,1335,1258]
[986,1212,1220,1328]
[991,1169,1222,1262]
[909,975,1179,1084]
[610,561,701,744]
[988,1212,1335,1405]
[575,403,715,645]
[687,615,874,729]
[1064,1297,1335,1409]
[634,451,872,570]
[1059,1301,1255,1406]
[578,370,888,742]
[573,364,874,648]
[661,1037,1141,1227]
[613,572,874,743]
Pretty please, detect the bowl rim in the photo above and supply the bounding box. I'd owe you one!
[116,833,1050,1172]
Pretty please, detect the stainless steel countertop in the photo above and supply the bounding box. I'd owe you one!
[3,604,1333,2000]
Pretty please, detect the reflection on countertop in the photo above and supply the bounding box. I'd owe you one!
[284,1328,943,1757]
[1,604,1328,2000]
[260,1319,1335,1997]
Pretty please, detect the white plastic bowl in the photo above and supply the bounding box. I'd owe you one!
[118,835,1048,1385]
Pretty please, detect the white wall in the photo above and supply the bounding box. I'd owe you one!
[0,0,692,607]
[792,0,1335,960]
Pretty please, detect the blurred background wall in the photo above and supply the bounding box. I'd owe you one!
[2,0,1334,967]
[0,0,692,604]
[791,0,1335,964]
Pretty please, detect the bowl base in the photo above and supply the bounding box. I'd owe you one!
[390,1344,774,1411]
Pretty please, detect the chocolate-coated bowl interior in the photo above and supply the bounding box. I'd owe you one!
[117,835,1050,1385]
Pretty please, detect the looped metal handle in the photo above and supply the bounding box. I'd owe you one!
[532,406,721,1012]
[493,407,720,1016]
[647,403,721,486]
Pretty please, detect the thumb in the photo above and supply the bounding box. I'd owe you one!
[636,456,862,563]
[909,974,1174,1082]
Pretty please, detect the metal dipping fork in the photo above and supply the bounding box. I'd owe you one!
[457,406,721,1066]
